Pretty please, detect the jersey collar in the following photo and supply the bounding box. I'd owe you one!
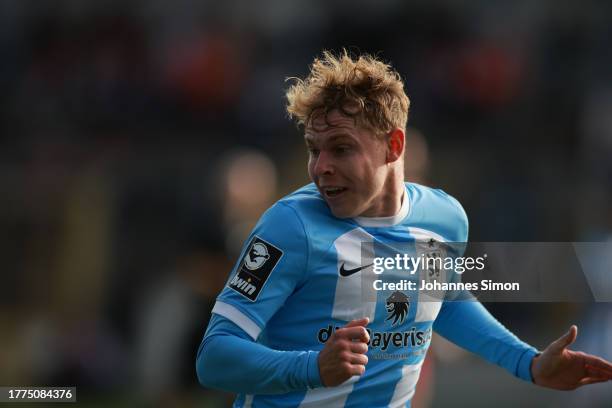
[353,187,410,228]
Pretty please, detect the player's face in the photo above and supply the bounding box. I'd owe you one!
[305,110,390,218]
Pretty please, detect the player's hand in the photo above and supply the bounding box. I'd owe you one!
[318,317,370,387]
[531,325,612,390]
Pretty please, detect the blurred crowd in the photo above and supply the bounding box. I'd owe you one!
[1,1,611,406]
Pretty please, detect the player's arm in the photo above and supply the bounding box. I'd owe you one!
[195,201,313,394]
[434,295,612,388]
[436,197,612,388]
[196,313,321,394]
[196,315,370,394]
[433,295,538,381]
[433,194,538,380]
[195,201,370,394]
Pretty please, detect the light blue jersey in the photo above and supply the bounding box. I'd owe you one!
[197,183,537,407]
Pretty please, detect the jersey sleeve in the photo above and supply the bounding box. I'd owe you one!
[433,299,539,381]
[435,192,538,381]
[196,314,321,394]
[213,201,309,340]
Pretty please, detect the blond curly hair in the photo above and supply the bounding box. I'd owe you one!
[286,50,410,136]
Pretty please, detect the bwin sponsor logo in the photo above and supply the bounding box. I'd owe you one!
[230,275,256,295]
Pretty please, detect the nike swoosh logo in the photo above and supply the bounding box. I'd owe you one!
[339,262,374,277]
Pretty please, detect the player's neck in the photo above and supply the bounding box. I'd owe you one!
[378,175,405,217]
[361,168,405,218]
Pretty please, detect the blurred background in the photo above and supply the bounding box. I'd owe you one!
[1,0,611,407]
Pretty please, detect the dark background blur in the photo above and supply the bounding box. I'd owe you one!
[1,1,611,407]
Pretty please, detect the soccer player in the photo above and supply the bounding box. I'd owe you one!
[196,51,612,407]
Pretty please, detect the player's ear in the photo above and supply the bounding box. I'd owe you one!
[386,128,405,163]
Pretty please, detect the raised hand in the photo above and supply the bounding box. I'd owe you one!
[318,317,370,387]
[531,325,612,390]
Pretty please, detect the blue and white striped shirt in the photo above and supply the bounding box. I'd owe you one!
[197,182,537,407]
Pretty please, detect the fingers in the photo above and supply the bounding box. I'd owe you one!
[344,362,366,376]
[343,353,368,377]
[342,351,368,365]
[335,326,370,343]
[349,341,369,354]
[578,376,611,386]
[568,325,578,343]
[318,319,370,387]
[549,325,578,353]
[585,363,612,379]
[344,317,369,328]
[334,319,370,376]
[583,355,612,376]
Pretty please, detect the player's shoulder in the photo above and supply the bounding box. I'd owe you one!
[275,183,334,221]
[406,182,466,215]
[261,183,353,238]
[406,182,468,242]
[242,187,320,264]
[278,183,324,207]
[256,183,329,226]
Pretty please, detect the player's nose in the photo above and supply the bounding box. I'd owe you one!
[312,151,335,177]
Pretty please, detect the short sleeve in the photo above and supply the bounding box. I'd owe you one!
[213,202,308,340]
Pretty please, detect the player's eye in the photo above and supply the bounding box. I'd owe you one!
[334,145,351,155]
[308,147,320,157]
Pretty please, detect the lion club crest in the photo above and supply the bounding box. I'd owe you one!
[385,291,410,326]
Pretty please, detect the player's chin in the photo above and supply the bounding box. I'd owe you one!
[327,202,358,219]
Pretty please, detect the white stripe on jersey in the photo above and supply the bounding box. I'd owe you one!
[298,375,360,407]
[407,227,447,323]
[388,363,423,408]
[414,300,443,323]
[332,228,377,322]
[406,227,446,243]
[212,301,262,340]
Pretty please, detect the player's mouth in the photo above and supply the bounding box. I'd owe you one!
[321,186,347,199]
